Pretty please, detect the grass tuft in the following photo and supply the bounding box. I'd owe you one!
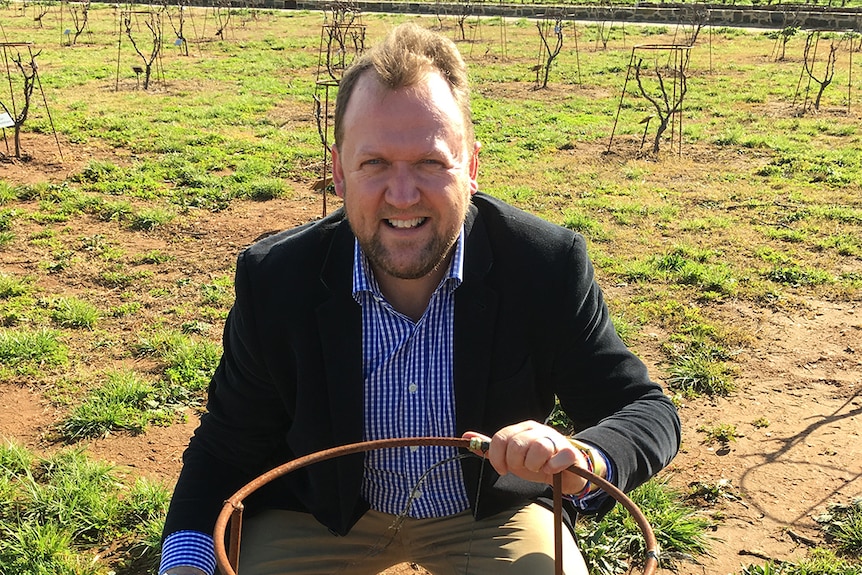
[58,370,169,441]
[0,328,68,375]
[577,478,712,574]
[0,442,169,575]
[50,297,100,330]
[817,498,862,557]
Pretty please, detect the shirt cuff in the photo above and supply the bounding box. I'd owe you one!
[159,530,217,575]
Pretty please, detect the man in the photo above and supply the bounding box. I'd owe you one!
[159,21,680,575]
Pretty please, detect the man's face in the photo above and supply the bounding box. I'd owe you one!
[331,71,480,281]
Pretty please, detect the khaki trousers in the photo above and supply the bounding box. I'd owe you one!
[237,503,587,575]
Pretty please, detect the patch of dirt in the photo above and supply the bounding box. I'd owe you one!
[1,135,861,575]
[665,300,862,575]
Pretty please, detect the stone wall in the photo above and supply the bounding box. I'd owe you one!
[281,1,861,31]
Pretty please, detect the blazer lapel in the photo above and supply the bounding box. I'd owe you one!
[314,220,369,531]
[317,219,365,447]
[454,203,498,436]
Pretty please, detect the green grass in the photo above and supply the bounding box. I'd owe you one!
[577,478,713,574]
[0,442,168,575]
[741,548,862,575]
[58,370,173,441]
[134,330,221,403]
[666,347,735,397]
[50,297,101,330]
[129,208,176,231]
[0,328,68,375]
[0,6,860,574]
[0,273,30,299]
[817,499,862,557]
[697,423,740,444]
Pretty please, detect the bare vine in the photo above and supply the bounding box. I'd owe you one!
[535,17,563,90]
[634,51,689,154]
[66,0,91,45]
[0,49,41,159]
[123,11,162,90]
[802,31,839,111]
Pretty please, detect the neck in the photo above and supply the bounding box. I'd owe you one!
[374,264,449,322]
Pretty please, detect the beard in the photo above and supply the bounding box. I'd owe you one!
[360,227,458,280]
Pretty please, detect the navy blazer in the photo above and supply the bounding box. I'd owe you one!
[163,193,680,539]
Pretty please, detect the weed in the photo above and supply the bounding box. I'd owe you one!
[201,276,233,306]
[97,269,151,289]
[688,478,739,504]
[0,520,100,575]
[95,199,134,222]
[241,178,288,201]
[752,417,770,428]
[763,265,832,286]
[698,423,739,444]
[0,181,17,204]
[58,370,169,440]
[0,442,169,575]
[135,330,220,402]
[816,498,862,556]
[0,328,67,375]
[666,342,735,397]
[136,250,174,264]
[130,208,175,231]
[0,441,34,475]
[0,273,29,299]
[742,547,862,574]
[562,210,610,242]
[611,312,640,346]
[50,297,100,329]
[110,302,142,317]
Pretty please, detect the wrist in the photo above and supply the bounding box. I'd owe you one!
[568,439,607,496]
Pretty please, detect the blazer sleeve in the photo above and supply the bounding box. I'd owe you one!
[552,233,681,496]
[162,248,295,538]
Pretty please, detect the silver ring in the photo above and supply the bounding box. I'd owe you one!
[542,435,559,454]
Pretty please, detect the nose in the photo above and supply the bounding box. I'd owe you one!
[384,163,420,209]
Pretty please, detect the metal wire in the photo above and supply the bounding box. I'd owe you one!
[212,436,658,575]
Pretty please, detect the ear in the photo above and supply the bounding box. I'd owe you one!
[331,144,346,199]
[468,140,481,195]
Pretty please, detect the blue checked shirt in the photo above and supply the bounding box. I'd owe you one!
[353,229,470,518]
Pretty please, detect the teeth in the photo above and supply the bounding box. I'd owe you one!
[388,218,425,229]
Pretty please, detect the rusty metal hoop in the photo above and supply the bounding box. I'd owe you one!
[213,436,658,575]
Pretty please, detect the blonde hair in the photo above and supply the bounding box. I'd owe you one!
[333,22,473,149]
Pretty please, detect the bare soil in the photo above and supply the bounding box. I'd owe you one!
[1,134,860,575]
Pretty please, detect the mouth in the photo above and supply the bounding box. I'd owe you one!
[386,217,427,229]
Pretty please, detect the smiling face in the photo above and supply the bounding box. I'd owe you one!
[331,70,480,283]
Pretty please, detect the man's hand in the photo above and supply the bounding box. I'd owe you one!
[463,421,593,495]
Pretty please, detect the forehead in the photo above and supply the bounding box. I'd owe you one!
[344,71,465,131]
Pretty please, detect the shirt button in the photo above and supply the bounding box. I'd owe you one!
[413,489,423,499]
[408,383,418,393]
[409,445,419,452]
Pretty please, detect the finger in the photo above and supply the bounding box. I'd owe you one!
[485,421,549,476]
[542,449,579,474]
[521,436,558,473]
[543,449,588,494]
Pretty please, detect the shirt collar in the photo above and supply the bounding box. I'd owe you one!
[352,226,465,300]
